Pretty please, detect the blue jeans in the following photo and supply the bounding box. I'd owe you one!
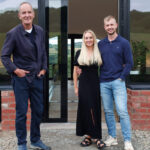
[100,79,131,141]
[12,76,44,145]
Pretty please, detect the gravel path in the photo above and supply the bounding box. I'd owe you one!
[0,125,150,150]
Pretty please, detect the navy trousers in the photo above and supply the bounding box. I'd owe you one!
[12,76,44,145]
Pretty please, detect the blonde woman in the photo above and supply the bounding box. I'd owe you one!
[73,29,105,149]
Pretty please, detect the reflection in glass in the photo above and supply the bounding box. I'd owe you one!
[0,0,38,85]
[75,39,82,53]
[49,37,59,78]
[130,0,150,78]
[68,39,71,78]
[49,0,61,118]
[49,36,61,118]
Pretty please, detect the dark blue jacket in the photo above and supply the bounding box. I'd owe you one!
[98,35,133,82]
[1,24,47,79]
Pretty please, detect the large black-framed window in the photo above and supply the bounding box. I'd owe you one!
[119,0,150,83]
[39,0,68,122]
[0,0,134,123]
[0,0,38,86]
[129,0,150,83]
[38,0,120,123]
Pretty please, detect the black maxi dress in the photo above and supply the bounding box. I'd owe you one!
[74,50,102,139]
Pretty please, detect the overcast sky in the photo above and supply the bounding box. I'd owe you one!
[0,0,63,13]
[0,0,38,13]
[130,0,150,12]
[0,0,150,13]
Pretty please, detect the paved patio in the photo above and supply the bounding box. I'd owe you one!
[0,123,150,150]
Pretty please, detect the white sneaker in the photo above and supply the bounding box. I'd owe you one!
[104,135,118,146]
[124,141,134,150]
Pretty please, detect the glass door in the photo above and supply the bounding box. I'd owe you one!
[41,0,119,122]
[48,0,68,122]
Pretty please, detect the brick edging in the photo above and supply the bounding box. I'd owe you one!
[127,88,150,130]
[1,91,31,131]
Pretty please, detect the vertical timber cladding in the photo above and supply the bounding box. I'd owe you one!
[68,0,118,39]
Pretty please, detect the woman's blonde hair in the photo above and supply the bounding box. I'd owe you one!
[78,29,102,66]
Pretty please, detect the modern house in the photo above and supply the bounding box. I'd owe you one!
[0,0,150,130]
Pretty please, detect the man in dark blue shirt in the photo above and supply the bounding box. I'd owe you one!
[98,15,134,150]
[1,2,51,150]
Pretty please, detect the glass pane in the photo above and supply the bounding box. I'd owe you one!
[68,38,82,122]
[67,39,71,78]
[75,39,82,52]
[49,0,61,118]
[130,0,150,81]
[0,0,38,85]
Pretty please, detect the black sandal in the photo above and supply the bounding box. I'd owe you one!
[80,137,92,147]
[96,139,106,149]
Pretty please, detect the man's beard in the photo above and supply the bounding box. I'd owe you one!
[108,31,115,35]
